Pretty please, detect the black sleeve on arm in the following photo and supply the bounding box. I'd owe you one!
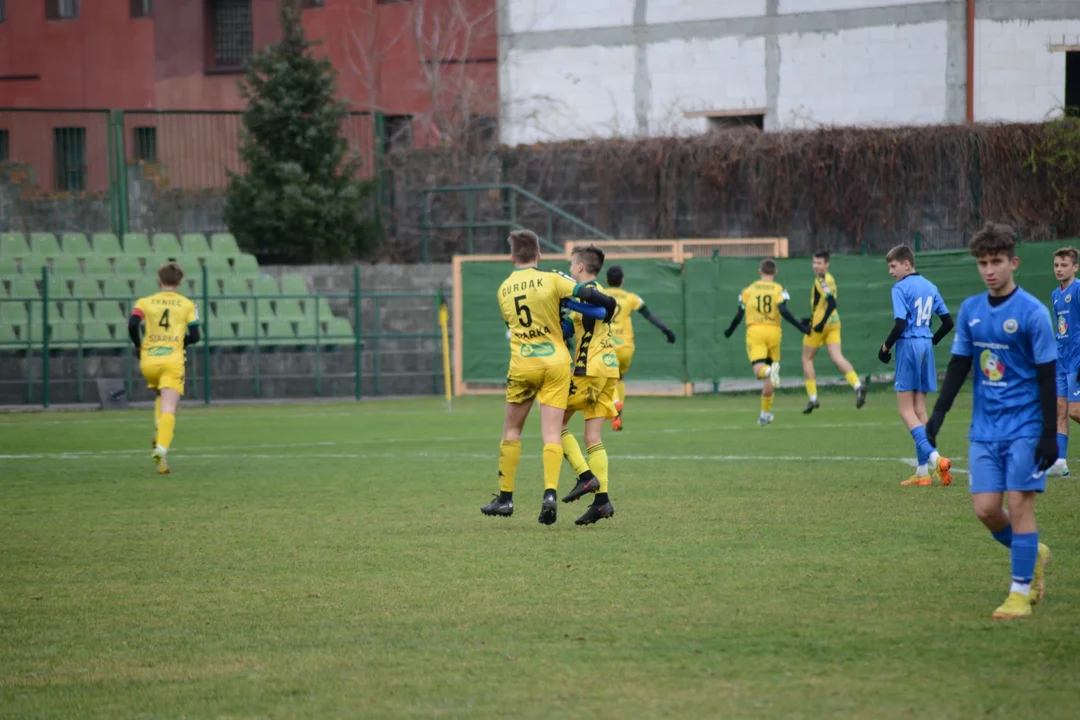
[778,302,805,332]
[932,354,973,416]
[882,318,907,350]
[1037,361,1058,438]
[932,313,954,346]
[638,305,672,332]
[127,315,142,348]
[818,295,836,325]
[184,325,201,348]
[725,306,745,336]
[575,285,617,319]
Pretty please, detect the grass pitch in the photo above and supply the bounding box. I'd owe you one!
[2,391,1079,719]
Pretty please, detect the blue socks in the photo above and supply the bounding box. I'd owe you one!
[991,524,1013,548]
[910,425,934,465]
[1011,531,1039,584]
[1057,432,1068,462]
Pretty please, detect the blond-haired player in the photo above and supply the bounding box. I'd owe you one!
[129,262,200,474]
[481,230,616,525]
[723,259,810,425]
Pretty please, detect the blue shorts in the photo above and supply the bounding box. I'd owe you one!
[1056,365,1080,400]
[969,438,1047,494]
[893,338,937,393]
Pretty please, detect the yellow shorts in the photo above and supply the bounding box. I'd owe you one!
[506,363,572,409]
[614,346,634,377]
[745,325,781,365]
[803,323,842,348]
[141,361,186,395]
[567,375,618,420]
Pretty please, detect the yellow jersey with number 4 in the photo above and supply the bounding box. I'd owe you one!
[810,272,840,326]
[605,287,645,348]
[740,281,789,327]
[134,292,199,363]
[498,267,580,371]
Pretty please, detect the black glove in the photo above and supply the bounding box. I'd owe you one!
[663,328,676,344]
[723,328,734,339]
[800,317,811,327]
[603,305,616,324]
[878,345,892,364]
[1035,435,1059,472]
[813,321,826,333]
[926,410,945,448]
[1075,366,1080,384]
[800,323,811,336]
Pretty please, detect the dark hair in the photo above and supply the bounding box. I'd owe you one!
[969,222,1016,259]
[572,244,605,275]
[158,261,184,287]
[1054,246,1080,265]
[813,250,830,263]
[759,258,777,275]
[885,245,915,266]
[508,230,540,263]
[606,264,624,287]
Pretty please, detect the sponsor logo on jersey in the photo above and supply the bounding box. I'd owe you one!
[602,353,618,367]
[980,349,1005,382]
[147,346,174,357]
[520,342,555,358]
[1059,315,1069,337]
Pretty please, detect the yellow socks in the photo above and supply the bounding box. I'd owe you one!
[157,413,176,450]
[805,378,817,398]
[762,395,774,413]
[498,440,521,493]
[587,443,609,493]
[561,430,590,476]
[154,396,161,427]
[756,365,770,379]
[845,370,861,388]
[543,444,562,492]
[616,380,626,405]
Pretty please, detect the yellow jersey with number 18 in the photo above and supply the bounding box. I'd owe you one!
[133,292,199,364]
[739,281,789,327]
[498,267,580,371]
[604,287,645,348]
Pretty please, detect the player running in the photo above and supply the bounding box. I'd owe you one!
[1048,247,1080,477]
[723,259,810,425]
[129,262,200,474]
[926,223,1053,619]
[558,245,620,525]
[603,264,677,431]
[800,250,868,413]
[877,245,954,486]
[481,230,616,525]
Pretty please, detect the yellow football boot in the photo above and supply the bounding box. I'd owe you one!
[1031,543,1051,606]
[152,446,170,475]
[934,456,953,486]
[992,592,1032,619]
[901,474,932,486]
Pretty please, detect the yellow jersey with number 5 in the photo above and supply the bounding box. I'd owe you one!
[133,291,199,364]
[739,281,789,327]
[498,267,579,371]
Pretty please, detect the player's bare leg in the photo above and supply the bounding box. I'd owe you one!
[826,342,867,408]
[612,372,625,431]
[482,399,534,517]
[561,409,600,502]
[576,416,615,525]
[152,388,180,474]
[801,345,820,414]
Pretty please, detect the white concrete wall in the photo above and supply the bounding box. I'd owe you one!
[507,0,635,33]
[974,19,1080,123]
[778,0,936,14]
[646,0,765,25]
[777,21,948,127]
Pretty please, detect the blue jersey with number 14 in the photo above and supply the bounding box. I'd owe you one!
[892,274,948,339]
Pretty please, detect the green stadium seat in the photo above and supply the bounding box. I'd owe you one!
[82,323,116,348]
[113,256,143,278]
[0,257,19,276]
[274,298,304,320]
[93,300,127,325]
[262,319,297,346]
[51,254,81,276]
[183,278,201,298]
[213,300,246,320]
[101,277,132,300]
[280,274,308,296]
[294,314,324,341]
[1,232,29,258]
[50,323,81,349]
[221,276,249,298]
[70,277,102,299]
[133,276,161,299]
[30,232,61,257]
[204,275,227,295]
[0,300,29,324]
[42,275,68,300]
[7,277,39,299]
[83,255,112,276]
[203,254,231,276]
[253,275,280,296]
[54,300,85,322]
[181,233,211,256]
[24,322,46,344]
[22,256,49,277]
[0,322,19,347]
[234,253,259,277]
[152,233,183,257]
[325,316,354,339]
[207,318,240,347]
[122,233,152,258]
[234,315,260,342]
[307,296,334,320]
[92,232,123,258]
[62,232,92,257]
[210,232,240,258]
[253,298,275,320]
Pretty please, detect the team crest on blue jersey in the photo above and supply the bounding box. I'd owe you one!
[1067,294,1073,303]
[1059,315,1069,336]
[980,349,1005,382]
[1003,319,1019,334]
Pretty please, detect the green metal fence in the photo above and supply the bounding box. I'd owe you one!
[0,266,446,407]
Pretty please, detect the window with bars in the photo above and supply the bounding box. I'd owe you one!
[302,0,325,7]
[383,115,414,153]
[213,0,253,69]
[133,127,157,163]
[0,130,9,163]
[131,0,153,18]
[54,127,87,192]
[46,0,80,20]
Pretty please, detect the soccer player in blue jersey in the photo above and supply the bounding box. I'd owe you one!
[926,223,1054,619]
[1049,247,1080,477]
[877,245,955,486]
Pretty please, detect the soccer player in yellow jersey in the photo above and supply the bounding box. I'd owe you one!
[723,258,810,425]
[129,262,200,474]
[556,245,621,525]
[481,230,616,525]
[800,250,868,413]
[603,264,677,431]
